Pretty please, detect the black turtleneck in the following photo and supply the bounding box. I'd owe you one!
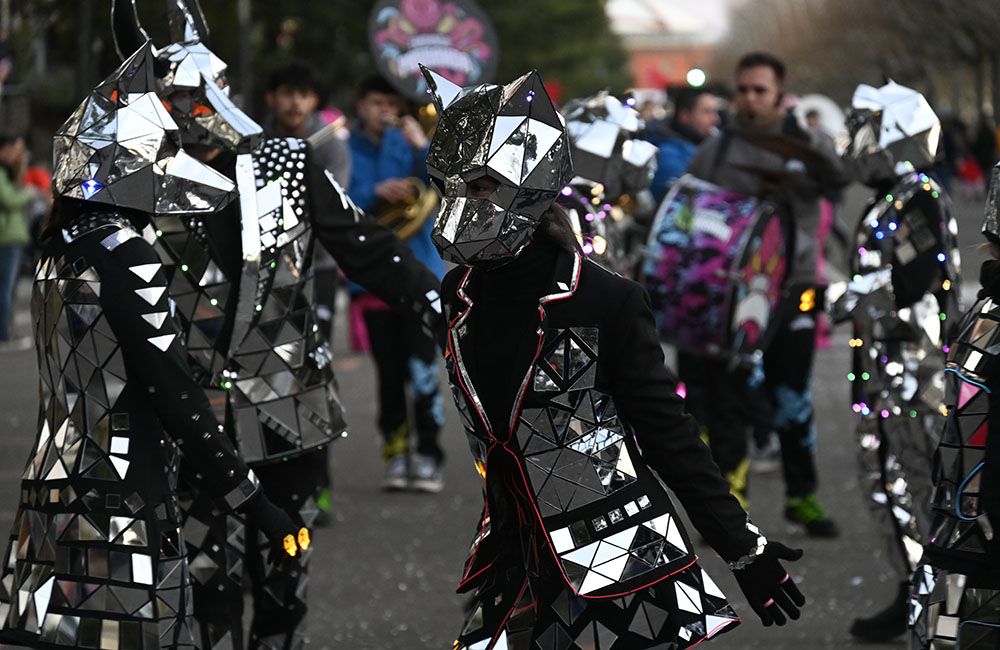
[470,237,561,435]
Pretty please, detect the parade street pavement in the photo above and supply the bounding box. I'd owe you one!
[0,186,990,649]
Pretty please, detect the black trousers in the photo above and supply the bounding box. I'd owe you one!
[678,290,820,502]
[761,306,819,498]
[677,354,752,505]
[362,307,444,461]
[183,448,326,650]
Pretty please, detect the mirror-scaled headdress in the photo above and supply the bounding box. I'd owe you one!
[52,0,263,215]
[421,65,573,268]
[845,80,941,186]
[561,91,657,201]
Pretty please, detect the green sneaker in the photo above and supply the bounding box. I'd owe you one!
[313,488,332,528]
[784,494,840,538]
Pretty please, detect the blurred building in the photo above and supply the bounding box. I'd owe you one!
[606,0,730,90]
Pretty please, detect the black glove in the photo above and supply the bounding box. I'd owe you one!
[240,491,312,565]
[732,541,805,626]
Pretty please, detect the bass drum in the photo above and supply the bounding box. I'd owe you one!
[641,174,790,359]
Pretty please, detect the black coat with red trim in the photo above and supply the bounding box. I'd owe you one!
[442,248,758,600]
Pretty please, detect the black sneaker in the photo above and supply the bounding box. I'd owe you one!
[784,494,840,538]
[382,454,409,491]
[849,582,909,641]
[410,453,443,493]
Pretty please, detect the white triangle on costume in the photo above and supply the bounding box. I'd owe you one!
[33,576,55,625]
[45,461,68,481]
[592,540,625,566]
[706,614,735,637]
[488,116,527,158]
[134,286,166,305]
[701,569,725,599]
[562,541,599,567]
[674,581,703,614]
[665,517,687,552]
[605,525,639,551]
[142,312,168,330]
[579,570,614,595]
[36,421,50,453]
[616,445,637,478]
[128,263,161,283]
[110,456,130,479]
[644,514,670,537]
[592,554,629,582]
[148,334,176,351]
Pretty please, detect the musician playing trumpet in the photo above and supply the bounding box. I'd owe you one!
[347,74,448,493]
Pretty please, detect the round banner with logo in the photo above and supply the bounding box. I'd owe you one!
[368,0,499,102]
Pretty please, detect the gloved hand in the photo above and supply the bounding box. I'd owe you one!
[241,492,311,566]
[732,541,805,626]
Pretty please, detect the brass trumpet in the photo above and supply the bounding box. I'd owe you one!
[376,178,439,241]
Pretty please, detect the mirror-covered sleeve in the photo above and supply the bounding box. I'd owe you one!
[606,282,758,562]
[90,229,259,512]
[307,152,443,337]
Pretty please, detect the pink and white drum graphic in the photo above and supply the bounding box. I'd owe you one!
[642,175,789,359]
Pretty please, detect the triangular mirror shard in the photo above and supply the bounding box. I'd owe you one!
[128,263,161,282]
[134,286,165,305]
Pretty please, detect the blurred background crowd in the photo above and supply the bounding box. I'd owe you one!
[1,0,999,347]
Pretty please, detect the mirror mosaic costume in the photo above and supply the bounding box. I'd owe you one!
[907,162,1000,648]
[424,66,803,649]
[0,1,442,649]
[832,82,962,603]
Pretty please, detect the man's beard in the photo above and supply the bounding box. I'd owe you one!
[737,109,781,131]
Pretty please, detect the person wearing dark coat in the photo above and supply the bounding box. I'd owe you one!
[421,65,806,649]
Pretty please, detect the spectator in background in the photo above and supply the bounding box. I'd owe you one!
[0,134,31,347]
[686,52,847,536]
[264,60,350,337]
[973,116,998,191]
[644,85,720,204]
[347,75,446,493]
[264,61,351,185]
[263,61,351,525]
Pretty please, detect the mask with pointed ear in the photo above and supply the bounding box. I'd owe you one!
[167,0,210,44]
[112,0,150,60]
[420,65,573,268]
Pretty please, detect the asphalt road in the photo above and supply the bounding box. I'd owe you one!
[0,183,990,649]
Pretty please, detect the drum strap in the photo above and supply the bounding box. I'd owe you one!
[708,129,735,185]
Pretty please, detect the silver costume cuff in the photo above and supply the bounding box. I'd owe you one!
[222,468,260,511]
[728,520,768,571]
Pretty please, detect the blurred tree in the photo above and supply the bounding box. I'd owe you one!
[710,0,1000,126]
[9,0,628,150]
